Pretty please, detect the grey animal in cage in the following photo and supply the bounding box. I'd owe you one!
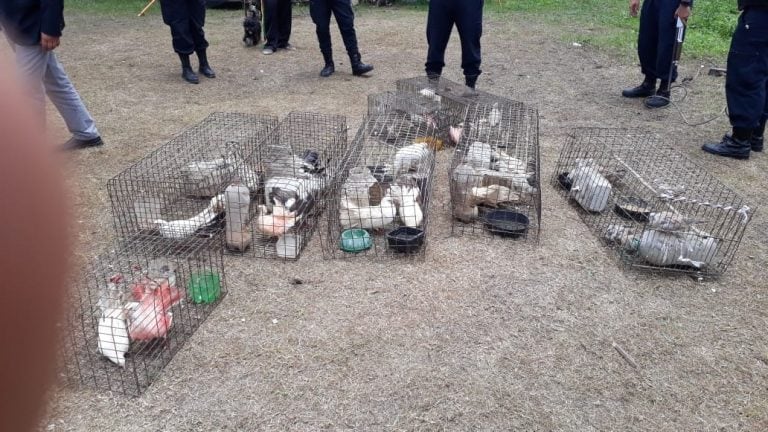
[567,159,612,212]
[636,230,719,269]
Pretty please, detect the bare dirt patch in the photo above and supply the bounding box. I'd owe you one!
[6,7,767,431]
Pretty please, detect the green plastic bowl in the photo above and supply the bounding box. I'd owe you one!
[340,229,372,253]
[188,272,222,304]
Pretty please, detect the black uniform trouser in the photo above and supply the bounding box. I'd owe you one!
[637,0,679,83]
[425,0,483,82]
[159,0,208,55]
[309,0,359,57]
[264,0,293,49]
[727,8,768,134]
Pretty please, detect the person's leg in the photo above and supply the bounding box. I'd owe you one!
[277,0,293,48]
[13,44,49,120]
[703,10,768,159]
[754,81,768,152]
[263,0,280,51]
[309,0,335,76]
[159,0,199,83]
[654,0,679,88]
[624,0,659,97]
[42,52,101,142]
[424,0,454,78]
[454,0,483,88]
[331,0,372,75]
[189,0,214,77]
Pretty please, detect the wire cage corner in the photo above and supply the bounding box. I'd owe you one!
[61,235,227,396]
[225,111,349,260]
[551,128,754,279]
[321,111,438,260]
[448,102,541,242]
[107,112,279,247]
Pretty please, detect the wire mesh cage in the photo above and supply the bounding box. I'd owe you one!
[225,111,349,260]
[449,102,541,242]
[551,128,755,279]
[394,76,522,146]
[61,236,226,396]
[368,90,465,148]
[322,112,438,259]
[107,112,278,245]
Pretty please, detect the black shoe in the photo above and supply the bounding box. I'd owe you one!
[320,62,335,77]
[622,81,656,98]
[61,136,104,151]
[350,53,373,76]
[644,90,670,109]
[751,135,763,152]
[182,66,199,84]
[199,64,216,78]
[702,135,751,160]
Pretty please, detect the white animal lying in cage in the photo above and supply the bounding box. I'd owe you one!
[567,159,612,212]
[389,184,424,227]
[637,230,719,269]
[154,194,225,239]
[339,194,396,230]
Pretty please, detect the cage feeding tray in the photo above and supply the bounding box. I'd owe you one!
[484,210,530,238]
[386,226,425,253]
[340,229,372,252]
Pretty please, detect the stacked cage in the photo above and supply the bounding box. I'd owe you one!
[61,236,226,396]
[107,112,278,247]
[552,128,754,279]
[231,112,348,260]
[449,102,541,241]
[323,111,438,259]
[395,76,518,146]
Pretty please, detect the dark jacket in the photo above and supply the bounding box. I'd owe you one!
[0,0,64,46]
[739,0,768,9]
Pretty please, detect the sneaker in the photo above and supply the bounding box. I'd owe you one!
[279,43,296,51]
[262,46,275,55]
[61,136,104,151]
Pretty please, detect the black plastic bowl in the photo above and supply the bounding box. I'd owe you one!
[386,226,425,253]
[484,210,530,238]
[557,172,573,191]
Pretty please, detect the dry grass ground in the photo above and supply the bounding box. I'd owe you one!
[4,6,767,431]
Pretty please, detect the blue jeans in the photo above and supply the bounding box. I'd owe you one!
[14,44,99,140]
[726,8,768,132]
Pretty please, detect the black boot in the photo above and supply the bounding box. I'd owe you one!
[196,49,216,78]
[702,130,751,160]
[752,120,766,152]
[622,78,655,98]
[178,53,199,84]
[319,52,335,77]
[350,52,373,76]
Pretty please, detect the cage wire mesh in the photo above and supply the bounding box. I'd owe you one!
[551,128,754,279]
[322,112,438,259]
[61,235,226,396]
[395,76,523,145]
[367,90,465,149]
[449,102,541,242]
[226,111,348,260]
[107,112,278,246]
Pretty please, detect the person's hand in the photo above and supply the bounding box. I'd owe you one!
[630,0,640,17]
[40,33,60,52]
[675,5,691,22]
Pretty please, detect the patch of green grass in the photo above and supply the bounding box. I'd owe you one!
[66,0,738,60]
